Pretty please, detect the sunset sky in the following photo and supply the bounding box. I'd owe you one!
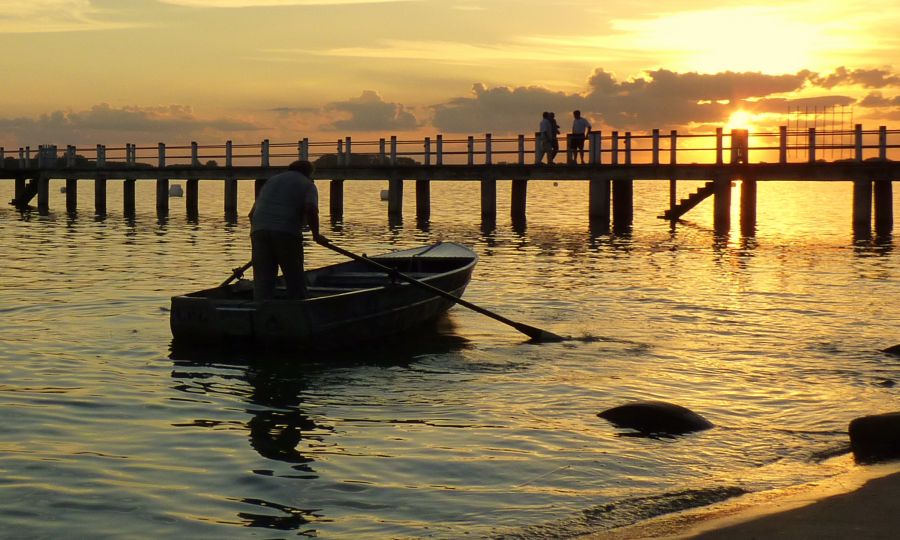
[1,0,898,148]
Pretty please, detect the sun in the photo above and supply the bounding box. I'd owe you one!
[725,110,755,132]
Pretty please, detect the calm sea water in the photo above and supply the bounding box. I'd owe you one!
[0,178,897,539]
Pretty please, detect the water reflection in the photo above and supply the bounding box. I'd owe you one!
[853,230,894,257]
[168,318,470,535]
[589,217,611,238]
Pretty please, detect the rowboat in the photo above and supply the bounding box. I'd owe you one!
[170,242,478,349]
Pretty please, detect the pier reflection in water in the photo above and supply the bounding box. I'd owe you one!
[0,178,896,538]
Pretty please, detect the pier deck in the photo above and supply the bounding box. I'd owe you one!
[2,126,897,235]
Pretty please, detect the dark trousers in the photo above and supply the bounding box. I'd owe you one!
[251,230,306,301]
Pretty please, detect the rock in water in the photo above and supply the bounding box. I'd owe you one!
[598,401,713,436]
[883,344,900,356]
[849,412,900,463]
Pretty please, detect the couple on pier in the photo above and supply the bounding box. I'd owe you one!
[539,110,592,164]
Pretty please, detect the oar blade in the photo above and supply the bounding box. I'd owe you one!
[515,323,566,343]
[320,237,567,344]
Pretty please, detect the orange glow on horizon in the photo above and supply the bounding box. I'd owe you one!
[725,110,756,132]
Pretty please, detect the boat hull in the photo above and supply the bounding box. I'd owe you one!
[170,242,476,349]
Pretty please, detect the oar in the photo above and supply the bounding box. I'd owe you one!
[221,260,253,287]
[317,237,565,343]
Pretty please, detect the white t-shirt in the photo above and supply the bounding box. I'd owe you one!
[250,170,318,235]
[572,117,592,136]
[540,117,552,135]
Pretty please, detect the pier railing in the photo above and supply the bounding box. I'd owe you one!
[1,126,897,170]
[2,126,897,236]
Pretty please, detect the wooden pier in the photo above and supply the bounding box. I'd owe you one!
[2,126,897,236]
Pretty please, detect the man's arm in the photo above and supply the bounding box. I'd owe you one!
[306,203,321,241]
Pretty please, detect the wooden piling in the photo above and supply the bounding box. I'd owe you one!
[853,179,873,231]
[589,175,611,232]
[779,126,788,164]
[186,141,199,219]
[652,129,659,165]
[669,131,677,220]
[713,176,731,234]
[14,148,25,203]
[388,176,403,215]
[808,128,816,163]
[485,133,492,165]
[94,144,107,216]
[511,178,527,220]
[588,132,610,230]
[224,140,237,219]
[157,143,169,214]
[36,145,52,213]
[436,135,443,166]
[65,145,77,213]
[873,127,892,233]
[611,131,619,165]
[518,135,525,165]
[740,178,757,235]
[415,179,430,222]
[124,144,136,217]
[481,176,496,221]
[731,130,749,164]
[300,138,309,161]
[612,178,633,231]
[255,139,269,196]
[330,179,344,222]
[854,124,864,162]
[625,132,632,165]
[716,128,724,165]
[874,179,893,234]
[589,132,602,165]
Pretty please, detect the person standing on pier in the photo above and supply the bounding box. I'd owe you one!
[539,112,553,164]
[571,110,592,164]
[248,160,322,301]
[548,112,561,164]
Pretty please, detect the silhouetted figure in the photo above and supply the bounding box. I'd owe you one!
[548,112,560,164]
[248,160,323,301]
[571,110,592,164]
[538,111,553,164]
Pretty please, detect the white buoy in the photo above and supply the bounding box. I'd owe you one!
[379,189,389,201]
[169,184,184,197]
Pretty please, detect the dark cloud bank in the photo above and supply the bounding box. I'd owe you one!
[2,67,897,145]
[431,66,899,133]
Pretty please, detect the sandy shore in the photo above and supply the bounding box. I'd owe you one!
[581,461,900,539]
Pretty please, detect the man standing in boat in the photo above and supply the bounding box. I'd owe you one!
[248,160,322,301]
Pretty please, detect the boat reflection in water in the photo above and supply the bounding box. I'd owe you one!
[168,317,471,534]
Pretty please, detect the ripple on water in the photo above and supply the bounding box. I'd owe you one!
[0,181,898,538]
